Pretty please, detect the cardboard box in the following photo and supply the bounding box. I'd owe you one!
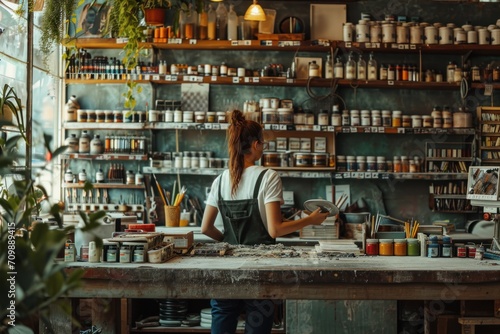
[162,231,194,253]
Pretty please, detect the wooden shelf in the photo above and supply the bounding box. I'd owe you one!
[62,183,144,189]
[129,326,285,333]
[60,153,148,161]
[63,122,147,130]
[333,172,468,180]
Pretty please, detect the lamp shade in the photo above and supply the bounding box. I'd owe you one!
[244,0,266,21]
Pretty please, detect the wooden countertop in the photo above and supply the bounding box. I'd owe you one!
[66,251,500,301]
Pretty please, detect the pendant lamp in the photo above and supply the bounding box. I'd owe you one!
[244,0,266,21]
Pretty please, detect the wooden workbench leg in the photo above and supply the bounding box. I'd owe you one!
[91,298,119,334]
[39,299,76,333]
[462,324,475,334]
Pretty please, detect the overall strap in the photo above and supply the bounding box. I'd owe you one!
[218,169,268,200]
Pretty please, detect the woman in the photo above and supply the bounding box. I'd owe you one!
[201,110,329,334]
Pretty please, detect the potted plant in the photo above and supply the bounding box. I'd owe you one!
[142,0,172,26]
[0,84,106,333]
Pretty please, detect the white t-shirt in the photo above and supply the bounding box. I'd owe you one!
[206,165,283,232]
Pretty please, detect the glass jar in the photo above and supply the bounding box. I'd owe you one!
[304,111,315,125]
[278,109,293,125]
[346,155,356,172]
[407,238,420,256]
[366,239,379,255]
[79,130,91,154]
[431,108,442,128]
[356,156,366,172]
[336,155,347,172]
[206,111,216,123]
[382,110,392,127]
[366,156,377,171]
[411,115,422,128]
[427,243,439,258]
[379,239,394,256]
[341,110,350,126]
[77,109,88,122]
[183,111,194,123]
[317,110,329,126]
[361,110,371,126]
[262,109,278,124]
[174,109,183,123]
[402,115,411,127]
[392,110,402,127]
[401,156,410,173]
[376,156,386,172]
[119,244,131,263]
[350,109,360,126]
[393,156,401,173]
[371,110,381,126]
[90,134,104,155]
[394,239,407,256]
[422,115,433,128]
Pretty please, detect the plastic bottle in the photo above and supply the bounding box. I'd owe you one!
[227,4,238,41]
[216,2,228,40]
[207,4,216,40]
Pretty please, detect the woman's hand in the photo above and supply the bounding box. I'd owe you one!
[306,207,330,225]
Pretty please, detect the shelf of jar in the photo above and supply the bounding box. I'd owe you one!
[338,41,500,55]
[64,122,148,130]
[425,157,473,161]
[64,38,331,51]
[143,167,335,178]
[60,153,148,161]
[333,172,468,180]
[335,126,475,135]
[62,183,144,189]
[65,76,476,90]
[65,203,144,213]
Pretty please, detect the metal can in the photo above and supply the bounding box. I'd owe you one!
[64,241,77,262]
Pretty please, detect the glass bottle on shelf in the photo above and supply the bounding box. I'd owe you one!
[308,61,320,78]
[216,2,228,40]
[334,57,344,79]
[79,130,90,154]
[198,3,208,40]
[227,4,238,41]
[357,54,366,80]
[179,9,187,39]
[345,52,356,80]
[207,4,216,40]
[96,166,104,183]
[367,52,378,81]
[184,4,197,39]
[325,53,333,79]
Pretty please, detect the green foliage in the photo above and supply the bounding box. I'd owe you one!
[0,84,104,333]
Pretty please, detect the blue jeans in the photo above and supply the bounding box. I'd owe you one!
[210,299,275,334]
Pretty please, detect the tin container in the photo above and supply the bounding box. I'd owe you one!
[312,153,328,167]
[293,153,313,167]
[263,152,280,167]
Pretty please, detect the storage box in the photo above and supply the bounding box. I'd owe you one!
[162,231,194,254]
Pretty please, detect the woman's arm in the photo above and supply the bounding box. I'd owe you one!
[201,204,224,242]
[265,201,329,238]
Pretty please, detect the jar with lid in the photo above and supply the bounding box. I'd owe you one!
[133,245,145,263]
[407,238,420,256]
[95,167,105,183]
[304,111,315,125]
[104,110,113,123]
[376,156,386,172]
[183,111,194,123]
[356,156,366,172]
[87,109,97,122]
[350,109,360,126]
[90,134,104,155]
[402,115,411,127]
[360,110,371,126]
[422,115,433,128]
[431,106,442,128]
[341,109,350,126]
[195,111,206,123]
[379,239,394,256]
[331,105,341,126]
[336,155,347,172]
[217,111,227,123]
[334,57,344,78]
[427,238,439,258]
[64,168,74,183]
[392,110,402,127]
[371,110,381,126]
[77,109,88,123]
[126,170,135,185]
[78,169,87,184]
[278,109,293,125]
[79,130,91,154]
[174,109,183,123]
[411,115,422,128]
[409,159,417,173]
[382,110,391,127]
[119,244,131,263]
[366,156,376,171]
[206,111,216,123]
[65,134,79,153]
[394,239,407,256]
[308,61,320,78]
[401,156,410,173]
[96,110,105,123]
[135,170,144,185]
[317,110,329,126]
[104,242,119,262]
[393,156,401,172]
[262,109,277,124]
[113,110,123,123]
[346,155,356,171]
[442,109,452,128]
[366,239,379,255]
[164,110,174,123]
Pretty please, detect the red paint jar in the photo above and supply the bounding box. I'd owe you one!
[456,244,467,258]
[366,239,379,255]
[467,245,476,258]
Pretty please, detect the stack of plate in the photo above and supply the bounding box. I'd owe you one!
[158,299,188,327]
[200,308,212,328]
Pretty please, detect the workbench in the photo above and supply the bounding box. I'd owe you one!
[42,250,500,333]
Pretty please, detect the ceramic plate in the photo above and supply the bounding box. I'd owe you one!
[303,199,339,217]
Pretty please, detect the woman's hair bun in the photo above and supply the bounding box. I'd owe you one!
[230,110,246,126]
